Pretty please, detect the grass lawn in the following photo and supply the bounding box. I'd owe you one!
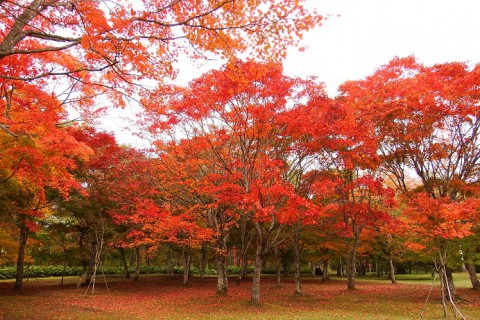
[0,273,479,319]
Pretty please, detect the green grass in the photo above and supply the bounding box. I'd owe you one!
[0,273,478,319]
[355,272,476,288]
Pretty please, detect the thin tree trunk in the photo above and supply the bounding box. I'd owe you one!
[388,252,396,284]
[130,248,135,266]
[84,224,106,297]
[242,253,248,278]
[133,246,140,281]
[119,247,130,279]
[238,251,248,281]
[346,237,358,290]
[251,241,264,305]
[77,260,92,288]
[90,243,100,295]
[322,260,329,282]
[274,245,281,287]
[358,259,364,276]
[445,266,457,298]
[440,269,448,317]
[76,230,91,288]
[14,225,28,290]
[182,247,191,286]
[167,245,174,278]
[336,257,343,276]
[466,263,480,290]
[216,249,228,295]
[200,244,207,280]
[238,216,250,282]
[283,257,290,277]
[61,245,67,285]
[436,255,466,319]
[293,227,302,295]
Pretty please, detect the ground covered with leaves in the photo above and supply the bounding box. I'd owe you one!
[1,274,479,319]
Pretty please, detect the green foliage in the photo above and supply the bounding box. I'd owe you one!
[0,264,303,279]
[0,266,16,279]
[0,264,222,279]
[0,266,82,279]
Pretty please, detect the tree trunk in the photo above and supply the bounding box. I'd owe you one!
[274,245,281,287]
[216,249,228,295]
[322,260,329,282]
[346,238,358,290]
[251,241,264,304]
[133,246,140,281]
[76,230,92,288]
[61,245,67,285]
[167,245,174,278]
[336,257,343,276]
[182,247,191,287]
[293,227,302,295]
[435,253,466,319]
[238,216,250,282]
[77,261,92,288]
[283,257,290,277]
[119,247,130,279]
[388,252,396,284]
[466,263,480,290]
[239,252,248,280]
[445,266,457,298]
[200,244,207,280]
[14,225,28,290]
[358,259,365,276]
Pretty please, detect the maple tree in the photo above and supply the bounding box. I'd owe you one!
[275,84,331,294]
[144,60,329,303]
[315,171,395,290]
[340,57,480,315]
[69,127,203,286]
[149,136,237,291]
[58,127,128,289]
[87,131,215,286]
[0,96,91,290]
[281,87,397,291]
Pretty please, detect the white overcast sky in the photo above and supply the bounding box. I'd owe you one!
[283,0,480,96]
[103,0,480,145]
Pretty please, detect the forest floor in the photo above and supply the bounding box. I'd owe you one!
[0,273,479,319]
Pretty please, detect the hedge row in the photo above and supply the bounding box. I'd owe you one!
[0,265,183,279]
[0,264,312,280]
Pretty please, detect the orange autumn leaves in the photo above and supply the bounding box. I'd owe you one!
[340,56,480,247]
[139,57,480,257]
[0,0,321,259]
[1,0,322,202]
[140,61,395,256]
[407,194,476,241]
